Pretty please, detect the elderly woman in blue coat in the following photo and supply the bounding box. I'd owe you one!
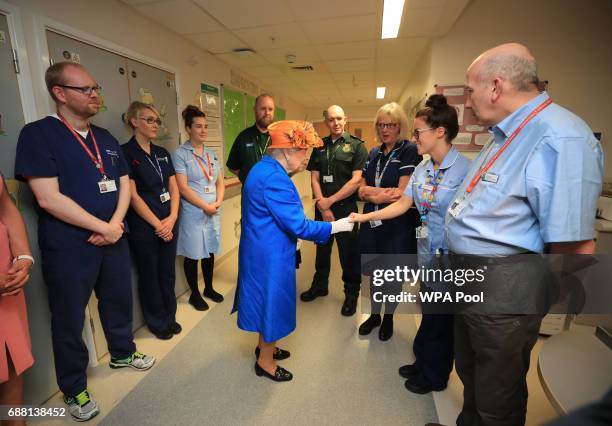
[235,120,354,382]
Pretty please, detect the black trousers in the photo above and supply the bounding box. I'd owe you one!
[413,313,454,389]
[312,202,361,296]
[129,236,178,335]
[455,313,542,426]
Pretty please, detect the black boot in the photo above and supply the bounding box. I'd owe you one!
[184,258,209,311]
[358,314,381,335]
[379,314,394,341]
[201,255,223,303]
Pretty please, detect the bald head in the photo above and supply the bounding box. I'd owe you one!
[325,105,347,138]
[468,43,538,92]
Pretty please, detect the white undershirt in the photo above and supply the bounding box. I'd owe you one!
[50,113,89,139]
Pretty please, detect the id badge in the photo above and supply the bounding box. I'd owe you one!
[323,175,334,183]
[448,196,466,218]
[482,172,499,183]
[204,185,215,194]
[369,220,382,228]
[374,177,381,187]
[416,225,428,239]
[421,184,434,191]
[160,192,170,203]
[98,179,117,193]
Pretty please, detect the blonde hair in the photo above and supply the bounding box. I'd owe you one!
[125,101,159,130]
[374,102,409,143]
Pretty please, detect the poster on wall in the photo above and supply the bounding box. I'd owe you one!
[199,83,223,166]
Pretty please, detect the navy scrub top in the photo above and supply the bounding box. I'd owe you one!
[121,137,176,240]
[359,140,422,255]
[14,116,129,250]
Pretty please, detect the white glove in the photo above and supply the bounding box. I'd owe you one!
[330,217,355,234]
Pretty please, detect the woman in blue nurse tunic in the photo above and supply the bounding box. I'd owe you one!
[350,94,470,395]
[173,105,224,311]
[235,120,354,382]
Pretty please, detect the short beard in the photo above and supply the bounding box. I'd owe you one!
[256,116,272,130]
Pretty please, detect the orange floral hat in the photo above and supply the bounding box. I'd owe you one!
[267,120,323,149]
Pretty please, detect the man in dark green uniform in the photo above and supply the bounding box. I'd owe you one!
[301,105,368,316]
[226,94,275,183]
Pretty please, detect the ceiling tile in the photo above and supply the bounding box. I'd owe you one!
[288,0,378,21]
[242,66,287,78]
[377,37,429,58]
[399,7,443,37]
[194,0,296,29]
[325,58,375,73]
[407,0,448,9]
[187,31,249,54]
[120,0,163,5]
[134,0,224,34]
[234,23,309,50]
[215,51,269,68]
[258,46,321,66]
[315,41,376,61]
[300,15,378,45]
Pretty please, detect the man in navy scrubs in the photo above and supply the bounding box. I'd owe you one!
[14,62,155,422]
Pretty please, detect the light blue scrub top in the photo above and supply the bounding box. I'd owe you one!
[173,141,222,259]
[404,145,470,255]
[445,92,604,256]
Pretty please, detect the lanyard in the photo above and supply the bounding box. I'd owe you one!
[193,152,213,181]
[144,153,166,192]
[374,144,401,187]
[326,139,344,175]
[258,134,271,158]
[466,98,552,193]
[419,167,446,222]
[58,112,106,177]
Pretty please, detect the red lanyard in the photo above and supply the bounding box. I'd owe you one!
[193,152,213,181]
[58,112,106,177]
[466,98,552,193]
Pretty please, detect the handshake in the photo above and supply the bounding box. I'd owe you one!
[330,217,355,234]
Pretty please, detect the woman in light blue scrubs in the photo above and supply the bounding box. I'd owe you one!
[350,94,470,395]
[173,106,224,311]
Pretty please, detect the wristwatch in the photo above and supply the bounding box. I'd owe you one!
[13,255,35,265]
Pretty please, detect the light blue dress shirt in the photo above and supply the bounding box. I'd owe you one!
[445,92,604,256]
[173,141,221,259]
[404,145,470,254]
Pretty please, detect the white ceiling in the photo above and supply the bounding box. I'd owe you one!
[120,0,470,109]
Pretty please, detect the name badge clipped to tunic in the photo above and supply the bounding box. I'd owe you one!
[323,175,334,183]
[448,196,467,218]
[421,183,434,191]
[204,185,215,194]
[160,192,170,203]
[482,172,499,183]
[369,220,382,228]
[98,178,117,194]
[416,225,428,239]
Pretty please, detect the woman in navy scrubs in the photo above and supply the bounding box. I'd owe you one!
[173,106,224,311]
[122,101,181,340]
[357,102,421,341]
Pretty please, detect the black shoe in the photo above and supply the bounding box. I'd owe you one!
[379,316,393,341]
[398,363,420,379]
[203,288,224,303]
[152,328,173,340]
[255,346,291,360]
[300,286,329,302]
[358,314,381,335]
[341,294,358,316]
[169,322,182,335]
[189,293,209,311]
[254,362,293,382]
[404,375,446,394]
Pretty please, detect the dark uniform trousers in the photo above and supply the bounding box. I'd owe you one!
[128,235,177,334]
[42,238,135,396]
[312,201,361,296]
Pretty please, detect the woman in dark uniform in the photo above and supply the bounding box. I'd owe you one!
[122,101,181,340]
[357,102,421,341]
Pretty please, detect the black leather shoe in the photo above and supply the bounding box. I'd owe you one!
[300,286,328,302]
[189,293,209,311]
[379,316,393,341]
[341,294,358,316]
[254,362,293,382]
[169,322,182,335]
[358,314,381,335]
[203,288,224,303]
[404,375,446,394]
[398,363,420,379]
[152,328,173,340]
[255,346,291,360]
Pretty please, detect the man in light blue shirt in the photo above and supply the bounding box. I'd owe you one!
[446,43,603,426]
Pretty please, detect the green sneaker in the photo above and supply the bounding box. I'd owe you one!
[64,389,99,422]
[109,351,155,370]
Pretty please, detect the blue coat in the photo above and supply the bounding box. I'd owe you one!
[235,156,331,342]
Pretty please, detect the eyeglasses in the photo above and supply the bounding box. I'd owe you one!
[57,85,102,96]
[376,122,398,130]
[139,117,162,126]
[412,128,434,141]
